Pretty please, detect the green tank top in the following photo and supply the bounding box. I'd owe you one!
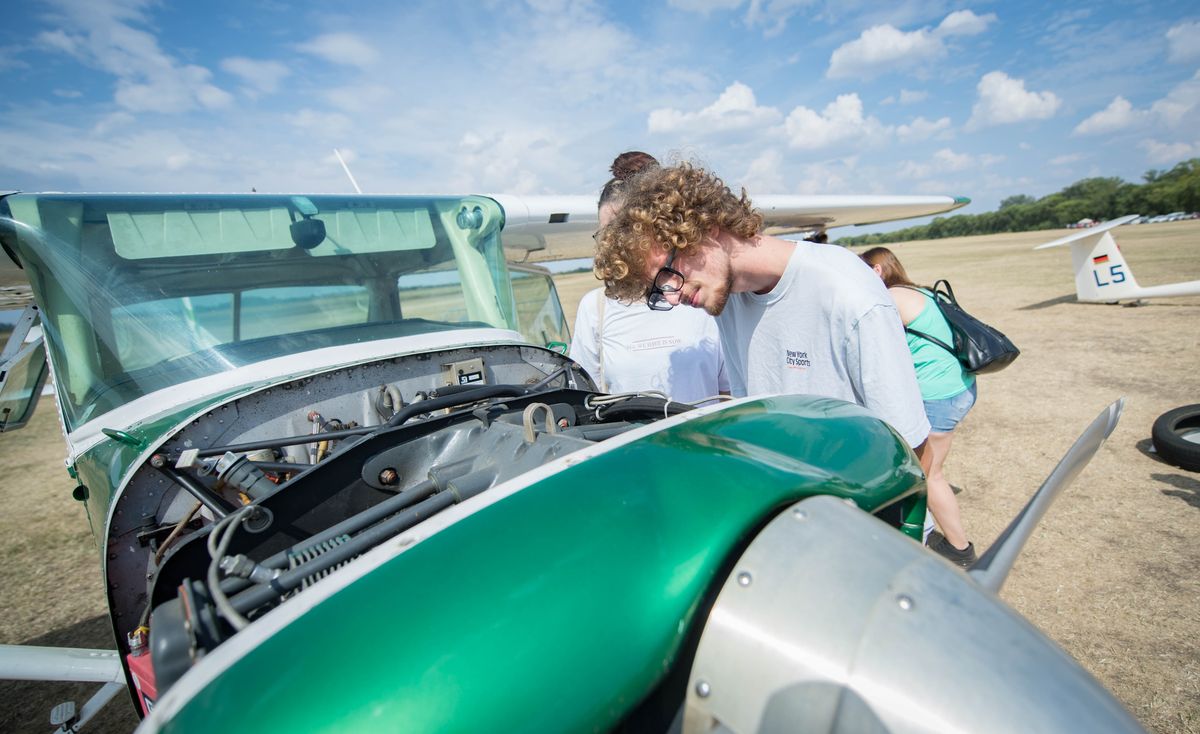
[904,289,976,401]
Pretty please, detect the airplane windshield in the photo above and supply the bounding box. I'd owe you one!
[0,194,524,429]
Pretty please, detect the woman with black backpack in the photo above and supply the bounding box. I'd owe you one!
[861,247,977,568]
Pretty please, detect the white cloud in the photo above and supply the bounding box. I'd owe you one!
[450,128,568,194]
[31,1,233,114]
[783,93,889,150]
[53,89,83,98]
[220,57,290,96]
[933,148,972,171]
[1139,139,1199,164]
[936,9,994,36]
[898,147,996,179]
[36,29,77,55]
[91,111,135,136]
[648,82,782,135]
[1050,153,1084,165]
[744,0,818,37]
[298,33,380,68]
[166,152,192,171]
[487,0,647,107]
[1150,69,1200,127]
[1066,73,1198,145]
[287,109,355,138]
[670,0,824,37]
[966,71,1060,129]
[1073,96,1145,136]
[827,10,995,79]
[668,0,744,12]
[740,149,786,192]
[1166,21,1200,64]
[899,89,928,105]
[896,115,951,141]
[323,83,394,114]
[789,158,858,195]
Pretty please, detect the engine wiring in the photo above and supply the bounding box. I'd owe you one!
[206,505,261,632]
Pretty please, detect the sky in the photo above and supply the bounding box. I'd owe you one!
[1,0,1198,234]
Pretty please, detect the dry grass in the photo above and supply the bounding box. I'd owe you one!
[2,221,1198,732]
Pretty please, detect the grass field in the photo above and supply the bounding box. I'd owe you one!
[2,220,1198,732]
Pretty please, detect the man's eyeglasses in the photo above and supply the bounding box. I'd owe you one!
[647,248,684,311]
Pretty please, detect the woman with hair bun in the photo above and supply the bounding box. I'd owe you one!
[569,151,729,403]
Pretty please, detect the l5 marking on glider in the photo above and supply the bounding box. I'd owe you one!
[1034,214,1200,303]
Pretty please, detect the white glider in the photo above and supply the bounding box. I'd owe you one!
[1034,214,1200,303]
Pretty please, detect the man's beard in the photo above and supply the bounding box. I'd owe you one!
[705,268,734,316]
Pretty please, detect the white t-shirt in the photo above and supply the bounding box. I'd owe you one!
[717,241,930,448]
[570,288,729,404]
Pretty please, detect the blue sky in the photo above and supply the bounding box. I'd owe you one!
[1,0,1198,233]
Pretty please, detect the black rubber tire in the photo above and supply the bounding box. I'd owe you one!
[1151,404,1200,472]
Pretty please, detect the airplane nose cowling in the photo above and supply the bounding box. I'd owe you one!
[682,495,1145,734]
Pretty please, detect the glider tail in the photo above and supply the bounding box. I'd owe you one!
[1033,215,1142,303]
[1068,229,1142,302]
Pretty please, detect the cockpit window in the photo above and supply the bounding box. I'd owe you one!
[1,194,521,429]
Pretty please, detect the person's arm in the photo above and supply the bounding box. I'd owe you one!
[846,303,930,449]
[887,286,926,326]
[569,290,602,385]
[716,336,731,396]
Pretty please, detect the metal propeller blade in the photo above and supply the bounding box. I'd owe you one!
[969,398,1124,593]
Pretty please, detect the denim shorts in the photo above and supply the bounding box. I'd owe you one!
[923,381,977,433]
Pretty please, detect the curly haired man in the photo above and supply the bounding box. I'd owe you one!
[594,162,930,452]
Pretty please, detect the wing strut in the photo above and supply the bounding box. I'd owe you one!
[969,399,1124,592]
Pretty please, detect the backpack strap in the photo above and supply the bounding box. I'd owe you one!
[895,284,956,357]
[904,326,956,357]
[933,279,957,304]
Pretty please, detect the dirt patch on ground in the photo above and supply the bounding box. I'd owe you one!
[1,221,1197,732]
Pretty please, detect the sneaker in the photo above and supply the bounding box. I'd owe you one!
[929,533,977,568]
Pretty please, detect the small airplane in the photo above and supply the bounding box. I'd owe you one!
[1034,214,1200,303]
[0,189,1143,733]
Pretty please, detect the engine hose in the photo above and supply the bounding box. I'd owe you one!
[197,425,375,458]
[215,478,438,598]
[216,459,473,597]
[229,467,497,614]
[593,397,694,422]
[155,465,237,519]
[229,490,456,614]
[386,384,528,427]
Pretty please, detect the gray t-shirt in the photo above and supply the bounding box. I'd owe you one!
[717,241,931,448]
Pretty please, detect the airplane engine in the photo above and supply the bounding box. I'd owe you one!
[682,496,1143,734]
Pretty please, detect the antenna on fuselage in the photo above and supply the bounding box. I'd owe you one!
[333,148,363,194]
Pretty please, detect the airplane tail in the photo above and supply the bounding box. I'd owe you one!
[1034,215,1142,302]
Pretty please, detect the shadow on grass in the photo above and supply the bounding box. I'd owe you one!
[1017,293,1078,310]
[0,614,140,734]
[1152,473,1200,509]
[1135,438,1168,464]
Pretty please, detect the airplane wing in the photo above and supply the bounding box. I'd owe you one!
[1032,214,1141,250]
[754,194,971,230]
[489,193,971,259]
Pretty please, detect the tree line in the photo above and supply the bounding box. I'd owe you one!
[837,158,1200,246]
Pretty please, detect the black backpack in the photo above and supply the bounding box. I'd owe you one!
[903,280,1019,374]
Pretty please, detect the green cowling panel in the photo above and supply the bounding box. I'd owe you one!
[157,395,923,733]
[72,391,249,543]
